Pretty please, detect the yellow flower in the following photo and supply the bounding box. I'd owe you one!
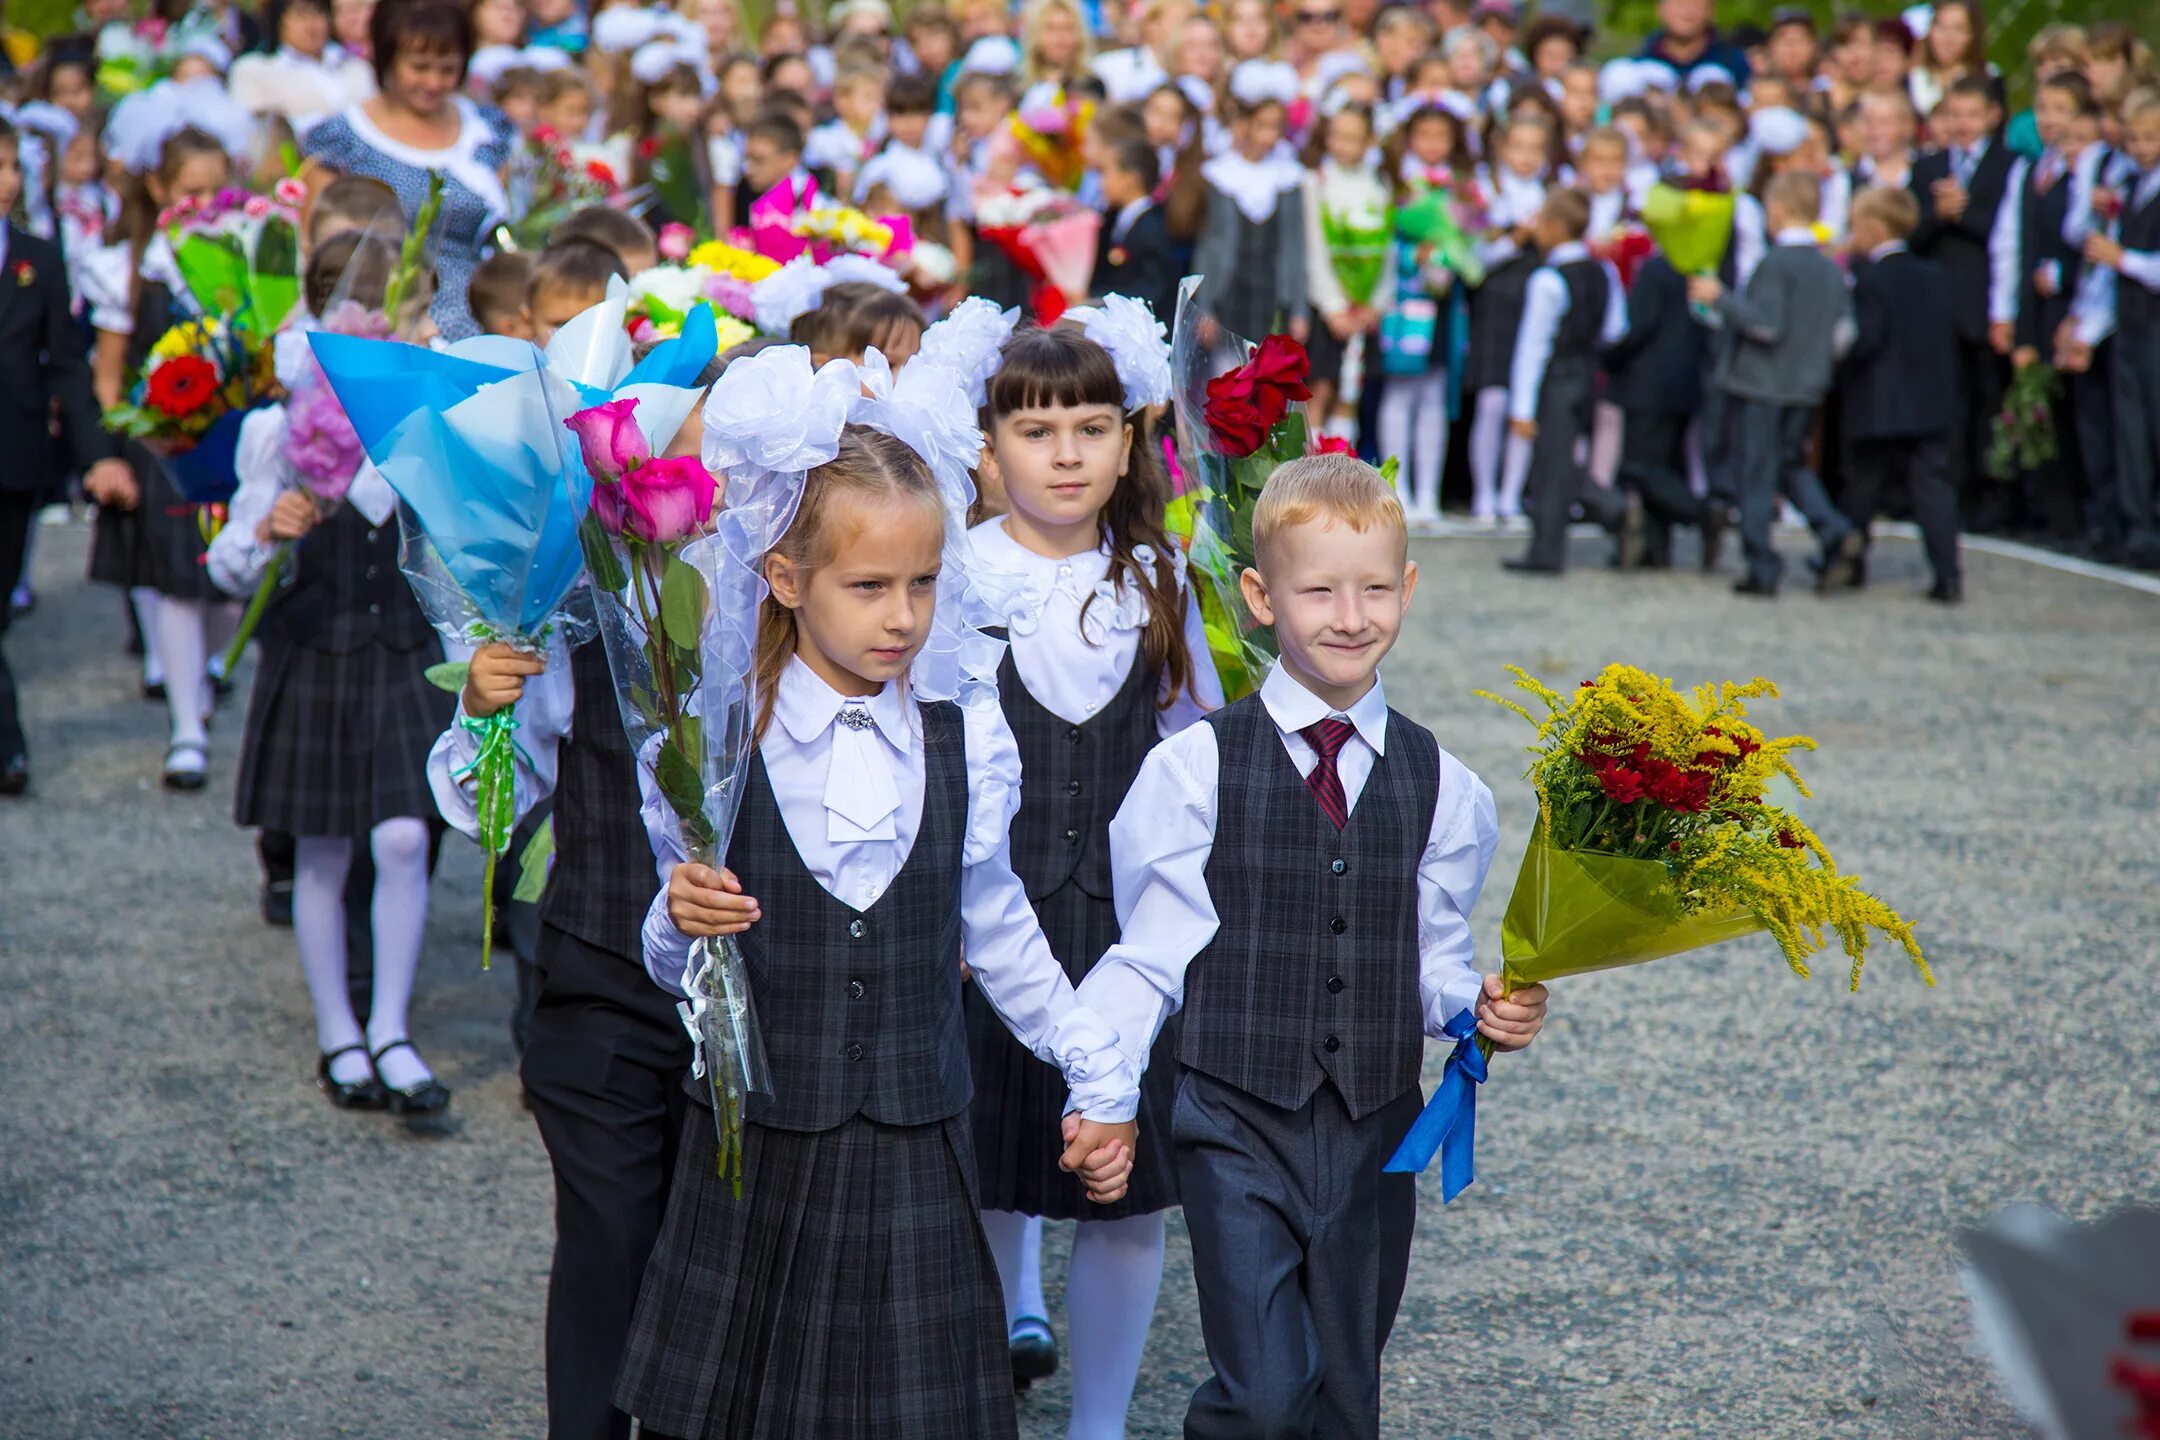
[711,313,756,353]
[686,240,781,281]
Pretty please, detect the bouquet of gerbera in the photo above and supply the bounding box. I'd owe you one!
[104,315,278,507]
[1384,664,1930,1199]
[1164,276,1322,701]
[162,181,306,336]
[625,265,759,349]
[499,126,637,251]
[1986,363,2059,480]
[1010,87,1094,191]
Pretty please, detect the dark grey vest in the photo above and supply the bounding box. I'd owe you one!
[997,638,1157,901]
[1553,257,1611,362]
[1179,693,1439,1121]
[537,636,654,960]
[2120,182,2160,331]
[728,699,971,1132]
[261,506,435,655]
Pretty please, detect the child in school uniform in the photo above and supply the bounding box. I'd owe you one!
[1192,72,1308,342]
[611,364,1139,1440]
[206,232,452,1115]
[80,125,239,792]
[1301,101,1387,454]
[0,118,132,796]
[1375,103,1472,526]
[2078,88,2160,569]
[1601,249,1721,570]
[1501,188,1630,575]
[1687,171,1864,597]
[1076,452,1551,1440]
[1838,185,1962,601]
[1089,136,1180,323]
[1465,110,1554,530]
[963,317,1222,1427]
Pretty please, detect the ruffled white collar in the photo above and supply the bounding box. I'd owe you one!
[967,518,1184,647]
[1203,150,1303,224]
[774,654,914,753]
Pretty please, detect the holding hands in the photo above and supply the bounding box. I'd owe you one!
[1474,972,1549,1052]
[1059,1113,1140,1205]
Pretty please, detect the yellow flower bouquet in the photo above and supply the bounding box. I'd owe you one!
[1387,664,1929,1196]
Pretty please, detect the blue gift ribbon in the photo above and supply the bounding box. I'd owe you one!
[1382,1006,1487,1200]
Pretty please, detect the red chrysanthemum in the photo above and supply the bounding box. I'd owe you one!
[145,354,221,418]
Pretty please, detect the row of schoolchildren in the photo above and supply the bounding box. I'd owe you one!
[97,165,1546,1440]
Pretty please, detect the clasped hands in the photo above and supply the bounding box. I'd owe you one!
[666,864,1142,1206]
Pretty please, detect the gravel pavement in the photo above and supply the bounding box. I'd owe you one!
[4,519,2156,1439]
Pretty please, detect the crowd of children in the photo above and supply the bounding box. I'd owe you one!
[0,0,2156,1436]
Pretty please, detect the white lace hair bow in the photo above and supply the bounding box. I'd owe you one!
[631,37,708,87]
[1063,294,1172,412]
[851,348,1005,710]
[750,254,908,337]
[592,4,705,54]
[701,343,859,504]
[1229,59,1300,109]
[915,296,1018,408]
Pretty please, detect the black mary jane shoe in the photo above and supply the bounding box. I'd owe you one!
[162,740,209,792]
[318,1045,388,1110]
[1009,1316,1058,1391]
[370,1039,452,1116]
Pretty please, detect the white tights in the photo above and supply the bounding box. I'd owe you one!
[1377,369,1448,520]
[149,596,237,753]
[982,1209,1167,1440]
[293,817,434,1088]
[1470,386,1534,520]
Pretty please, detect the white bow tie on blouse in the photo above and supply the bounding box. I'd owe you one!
[825,701,902,844]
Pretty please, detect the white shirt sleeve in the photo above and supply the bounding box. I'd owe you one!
[1417,756,1499,1032]
[205,407,290,597]
[1990,157,2028,326]
[1073,722,1223,1079]
[2061,145,2103,248]
[81,242,136,336]
[2071,261,2117,347]
[1157,577,1225,739]
[2120,248,2160,292]
[1598,258,1628,344]
[1507,267,1566,423]
[1732,194,1766,291]
[957,699,1141,1121]
[424,637,576,841]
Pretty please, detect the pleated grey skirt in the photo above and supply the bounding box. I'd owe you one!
[616,1107,1017,1440]
[233,638,447,837]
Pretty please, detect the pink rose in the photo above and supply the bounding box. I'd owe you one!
[618,455,717,544]
[657,221,695,261]
[591,477,631,535]
[563,397,650,485]
[273,176,307,208]
[243,195,271,218]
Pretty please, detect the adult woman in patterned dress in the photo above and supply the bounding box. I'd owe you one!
[299,0,513,341]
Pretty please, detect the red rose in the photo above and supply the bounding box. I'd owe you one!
[145,354,221,418]
[1310,434,1354,456]
[586,159,618,189]
[1597,765,1646,804]
[532,125,561,146]
[1201,334,1313,459]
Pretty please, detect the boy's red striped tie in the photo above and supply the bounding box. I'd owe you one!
[1300,719,1356,829]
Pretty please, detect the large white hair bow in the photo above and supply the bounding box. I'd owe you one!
[702,344,859,500]
[1064,293,1172,411]
[915,296,1019,408]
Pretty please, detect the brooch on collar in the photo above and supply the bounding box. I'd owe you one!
[837,706,877,731]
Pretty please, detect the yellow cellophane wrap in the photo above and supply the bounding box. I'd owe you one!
[1499,818,1765,992]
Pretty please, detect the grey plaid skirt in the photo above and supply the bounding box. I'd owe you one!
[233,638,448,838]
[965,880,1181,1219]
[617,1108,1017,1440]
[88,444,221,601]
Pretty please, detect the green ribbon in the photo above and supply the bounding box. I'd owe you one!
[454,708,530,970]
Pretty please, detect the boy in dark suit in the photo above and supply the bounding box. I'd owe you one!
[1688,171,1862,597]
[1091,135,1179,323]
[2077,90,2160,570]
[1839,186,1962,601]
[1910,76,2013,494]
[1601,250,1722,570]
[0,118,132,795]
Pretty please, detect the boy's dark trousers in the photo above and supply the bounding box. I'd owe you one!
[1949,339,2005,496]
[0,492,36,764]
[1617,408,1709,563]
[2115,322,2160,566]
[2070,344,2119,550]
[1842,435,1960,588]
[1733,398,1854,591]
[1177,1067,1423,1440]
[1524,357,1626,571]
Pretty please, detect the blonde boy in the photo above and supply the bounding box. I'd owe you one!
[1076,454,1549,1440]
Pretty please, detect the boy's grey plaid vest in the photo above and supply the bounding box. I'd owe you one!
[2121,185,2160,330]
[729,699,971,1133]
[1179,693,1440,1121]
[997,640,1156,901]
[537,637,654,960]
[260,508,434,654]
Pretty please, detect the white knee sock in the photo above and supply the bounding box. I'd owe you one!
[153,595,209,750]
[1064,1212,1166,1440]
[1376,379,1419,513]
[131,587,163,685]
[1470,387,1509,520]
[1498,427,1535,518]
[294,835,368,1083]
[1411,370,1448,518]
[363,816,435,1089]
[980,1209,1048,1329]
[203,600,240,681]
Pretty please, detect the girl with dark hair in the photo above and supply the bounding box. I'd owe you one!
[965,319,1220,1433]
[300,0,513,339]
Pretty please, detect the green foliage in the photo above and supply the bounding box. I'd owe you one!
[424,661,470,694]
[660,552,707,654]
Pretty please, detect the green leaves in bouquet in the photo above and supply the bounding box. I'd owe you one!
[655,725,717,855]
[425,660,470,694]
[660,551,708,654]
[578,511,630,592]
[512,816,556,904]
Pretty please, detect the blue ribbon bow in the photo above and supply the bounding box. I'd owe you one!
[1382,1007,1487,1200]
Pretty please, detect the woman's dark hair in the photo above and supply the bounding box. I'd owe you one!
[262,0,333,54]
[984,324,1198,712]
[370,0,475,87]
